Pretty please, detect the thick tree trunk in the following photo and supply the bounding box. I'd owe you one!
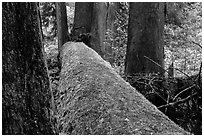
[72,2,108,61]
[72,2,93,39]
[2,2,55,134]
[125,2,165,75]
[56,42,188,135]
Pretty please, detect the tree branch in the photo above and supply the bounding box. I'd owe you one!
[158,92,197,109]
[191,40,202,48]
[173,84,196,101]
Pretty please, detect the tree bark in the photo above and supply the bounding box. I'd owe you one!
[72,2,93,39]
[2,2,55,134]
[56,2,69,54]
[56,42,189,135]
[125,2,165,75]
[72,2,108,61]
[90,2,107,58]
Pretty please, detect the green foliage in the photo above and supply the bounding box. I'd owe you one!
[165,2,185,26]
[106,2,129,75]
[164,2,202,77]
[107,2,202,78]
[65,2,75,33]
[40,2,75,41]
[40,2,57,40]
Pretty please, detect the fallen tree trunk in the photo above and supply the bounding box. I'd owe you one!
[56,42,189,135]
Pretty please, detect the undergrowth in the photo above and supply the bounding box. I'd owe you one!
[123,73,202,135]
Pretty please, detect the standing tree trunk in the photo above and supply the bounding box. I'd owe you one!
[72,2,107,60]
[2,2,55,134]
[56,2,69,69]
[56,2,69,56]
[104,2,120,64]
[125,2,165,75]
[90,2,107,58]
[71,2,93,41]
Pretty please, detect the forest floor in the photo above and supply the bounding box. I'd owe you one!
[45,44,202,135]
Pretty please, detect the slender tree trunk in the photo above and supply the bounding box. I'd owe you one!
[90,2,107,58]
[125,2,165,75]
[2,2,55,134]
[56,2,69,53]
[56,2,69,68]
[105,2,120,64]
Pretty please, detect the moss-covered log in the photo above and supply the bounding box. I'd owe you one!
[56,42,189,135]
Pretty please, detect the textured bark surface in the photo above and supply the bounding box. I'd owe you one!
[72,2,108,61]
[56,2,69,53]
[56,2,69,69]
[56,42,189,135]
[125,3,165,75]
[2,2,55,134]
[72,2,93,38]
[90,2,107,58]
